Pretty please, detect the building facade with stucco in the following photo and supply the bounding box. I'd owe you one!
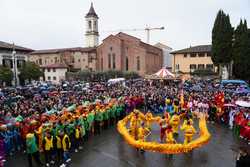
[41,63,68,84]
[28,47,97,71]
[171,45,217,75]
[0,41,33,85]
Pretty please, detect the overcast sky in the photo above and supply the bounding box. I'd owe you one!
[1,0,249,50]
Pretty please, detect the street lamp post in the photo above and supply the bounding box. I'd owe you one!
[12,43,18,87]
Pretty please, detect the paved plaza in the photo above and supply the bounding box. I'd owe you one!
[6,121,247,167]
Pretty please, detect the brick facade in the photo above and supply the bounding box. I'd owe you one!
[97,32,163,76]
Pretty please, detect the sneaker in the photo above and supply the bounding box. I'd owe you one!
[46,163,50,167]
[79,146,83,150]
[66,158,71,163]
[75,149,78,153]
[60,163,66,167]
[50,160,55,164]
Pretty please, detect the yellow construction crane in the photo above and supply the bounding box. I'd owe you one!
[102,26,165,44]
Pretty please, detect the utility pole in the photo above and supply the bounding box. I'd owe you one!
[12,43,17,87]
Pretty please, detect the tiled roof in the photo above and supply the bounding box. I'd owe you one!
[171,45,211,54]
[30,47,96,55]
[41,63,68,69]
[0,41,33,52]
[85,3,98,18]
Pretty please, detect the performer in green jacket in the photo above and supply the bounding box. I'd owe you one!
[26,132,43,167]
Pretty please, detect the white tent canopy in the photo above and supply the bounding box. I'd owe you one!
[154,68,174,78]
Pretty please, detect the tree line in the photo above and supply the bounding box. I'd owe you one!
[212,9,250,80]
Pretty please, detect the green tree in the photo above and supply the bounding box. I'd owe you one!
[19,61,43,83]
[0,65,13,86]
[212,10,233,76]
[233,19,250,80]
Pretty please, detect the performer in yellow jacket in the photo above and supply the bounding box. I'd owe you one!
[145,111,153,130]
[170,114,180,135]
[130,111,141,140]
[181,120,196,144]
[43,131,54,166]
[35,125,43,152]
[165,125,176,144]
[137,122,150,154]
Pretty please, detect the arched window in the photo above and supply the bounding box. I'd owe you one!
[94,21,97,30]
[112,53,116,69]
[136,56,140,71]
[88,21,92,29]
[108,54,111,69]
[126,57,129,71]
[101,57,103,70]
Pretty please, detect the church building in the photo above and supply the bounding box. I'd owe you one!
[28,3,163,80]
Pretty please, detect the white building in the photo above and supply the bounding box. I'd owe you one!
[154,42,173,70]
[41,63,68,84]
[85,3,99,47]
[0,41,33,85]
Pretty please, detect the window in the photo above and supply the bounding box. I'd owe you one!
[101,58,103,70]
[175,64,180,70]
[110,47,113,51]
[51,59,53,63]
[17,60,25,68]
[207,52,211,57]
[136,56,140,71]
[48,76,51,80]
[38,59,42,65]
[94,21,97,29]
[108,54,111,69]
[88,21,91,29]
[184,54,187,58]
[83,58,85,62]
[88,56,93,63]
[206,64,213,70]
[112,53,116,69]
[45,59,47,64]
[78,59,80,62]
[54,57,58,63]
[126,57,129,71]
[190,53,196,57]
[53,68,56,72]
[71,57,75,63]
[198,64,205,69]
[198,53,205,57]
[190,64,197,70]
[47,68,51,72]
[53,76,56,80]
[2,59,13,68]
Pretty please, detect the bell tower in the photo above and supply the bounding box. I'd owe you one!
[85,3,99,47]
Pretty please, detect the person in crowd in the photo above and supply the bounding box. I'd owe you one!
[170,113,180,135]
[137,122,150,154]
[60,130,71,167]
[26,131,43,167]
[165,125,176,144]
[181,120,196,145]
[43,131,54,167]
[236,147,250,167]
